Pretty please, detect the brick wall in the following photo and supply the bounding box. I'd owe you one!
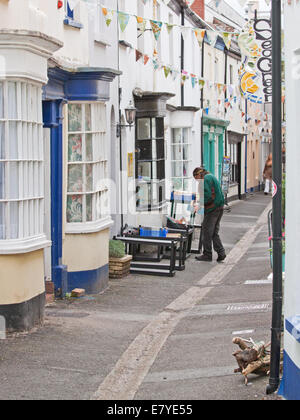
[191,0,205,20]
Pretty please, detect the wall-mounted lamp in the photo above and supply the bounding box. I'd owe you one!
[117,101,137,137]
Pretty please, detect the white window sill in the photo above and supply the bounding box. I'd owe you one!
[0,235,51,255]
[65,217,114,234]
[94,35,111,47]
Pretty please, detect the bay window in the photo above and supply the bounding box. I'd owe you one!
[0,80,45,245]
[66,102,110,232]
[136,117,166,211]
[171,128,192,192]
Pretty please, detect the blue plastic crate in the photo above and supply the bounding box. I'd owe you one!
[140,228,168,238]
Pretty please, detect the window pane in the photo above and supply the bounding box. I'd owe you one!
[9,162,19,199]
[68,134,83,162]
[9,122,18,159]
[137,140,152,160]
[173,128,182,144]
[0,162,4,199]
[0,122,5,159]
[85,104,92,131]
[183,161,190,177]
[67,195,82,223]
[172,145,182,161]
[182,128,189,143]
[68,164,83,192]
[9,201,19,239]
[137,118,151,140]
[8,82,18,120]
[86,134,93,161]
[156,139,164,159]
[0,82,4,119]
[156,160,164,180]
[155,118,164,138]
[0,202,5,239]
[68,104,82,132]
[183,178,192,192]
[172,178,183,191]
[172,162,183,177]
[86,164,93,192]
[136,182,151,208]
[138,162,151,180]
[183,144,190,161]
[86,194,93,222]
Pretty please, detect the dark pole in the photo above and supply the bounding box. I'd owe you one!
[224,47,228,156]
[201,39,205,164]
[266,0,283,395]
[181,6,185,107]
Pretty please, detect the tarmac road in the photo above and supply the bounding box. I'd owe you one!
[0,192,281,401]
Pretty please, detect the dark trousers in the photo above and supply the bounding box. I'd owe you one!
[202,208,225,258]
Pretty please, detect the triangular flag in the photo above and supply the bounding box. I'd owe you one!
[206,30,218,47]
[222,32,232,50]
[194,29,206,47]
[166,23,174,35]
[136,50,143,62]
[118,11,130,33]
[150,20,163,41]
[102,7,114,27]
[136,16,147,34]
[163,66,171,78]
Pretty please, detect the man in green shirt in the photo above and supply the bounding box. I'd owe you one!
[193,167,226,262]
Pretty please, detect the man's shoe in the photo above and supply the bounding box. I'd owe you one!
[217,254,226,263]
[196,255,212,262]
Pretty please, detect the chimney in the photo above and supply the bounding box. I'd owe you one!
[191,0,205,20]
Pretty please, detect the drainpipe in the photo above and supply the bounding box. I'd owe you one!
[224,47,228,156]
[181,6,185,107]
[201,38,205,164]
[266,0,283,396]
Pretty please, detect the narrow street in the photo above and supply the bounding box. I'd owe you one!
[0,192,276,400]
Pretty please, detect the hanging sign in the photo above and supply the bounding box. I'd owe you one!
[253,17,272,103]
[238,17,272,104]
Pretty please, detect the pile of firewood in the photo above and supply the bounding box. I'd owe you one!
[232,337,283,385]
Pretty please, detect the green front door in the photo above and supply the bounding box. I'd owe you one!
[204,132,215,176]
[218,135,224,181]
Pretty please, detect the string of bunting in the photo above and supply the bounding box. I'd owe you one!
[101,3,240,50]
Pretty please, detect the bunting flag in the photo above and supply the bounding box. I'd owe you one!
[136,50,143,62]
[166,23,175,35]
[150,20,163,41]
[222,32,233,50]
[206,30,219,47]
[102,7,114,27]
[118,11,130,33]
[163,66,171,78]
[136,16,147,34]
[190,74,197,88]
[194,29,206,48]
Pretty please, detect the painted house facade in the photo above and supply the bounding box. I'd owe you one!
[0,0,120,331]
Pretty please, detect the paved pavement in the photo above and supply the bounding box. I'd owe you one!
[0,192,281,401]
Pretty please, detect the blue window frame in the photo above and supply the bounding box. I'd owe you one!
[66,2,74,19]
[64,1,83,29]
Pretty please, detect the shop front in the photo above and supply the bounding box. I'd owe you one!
[43,65,120,296]
[202,116,230,182]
